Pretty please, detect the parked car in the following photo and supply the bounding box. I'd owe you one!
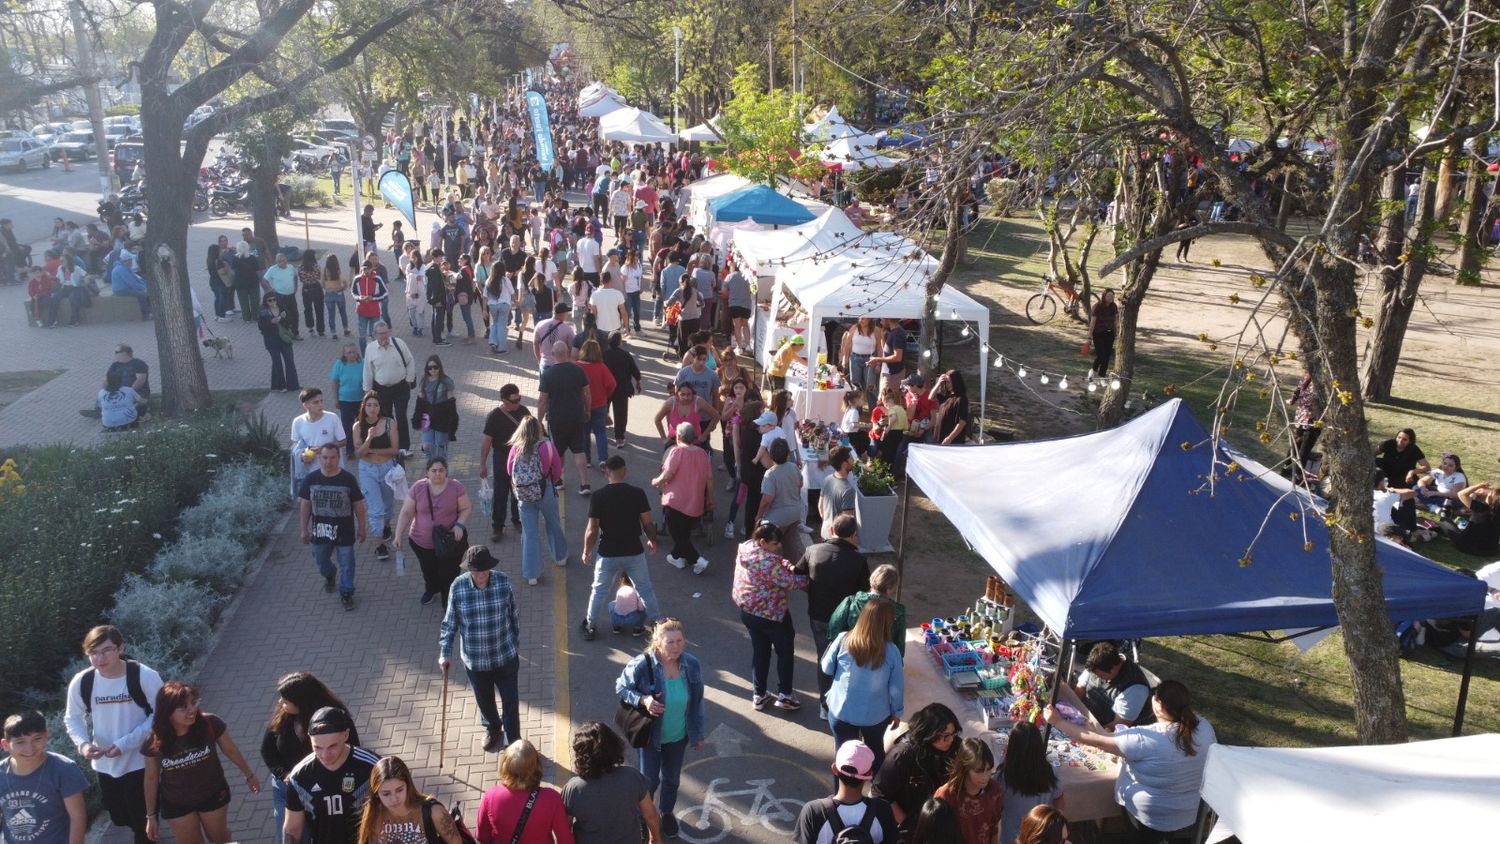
[307,133,353,160]
[0,129,37,141]
[30,123,72,144]
[316,119,359,139]
[288,137,341,165]
[0,138,52,171]
[102,125,133,150]
[112,140,144,180]
[49,131,96,161]
[103,115,141,133]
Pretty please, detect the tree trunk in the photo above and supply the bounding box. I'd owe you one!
[1097,254,1159,427]
[1455,143,1489,286]
[921,188,966,383]
[1317,257,1409,743]
[1361,166,1436,401]
[249,160,282,258]
[138,87,212,415]
[1433,150,1457,221]
[1275,169,1293,232]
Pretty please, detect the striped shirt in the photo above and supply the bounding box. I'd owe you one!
[439,572,519,671]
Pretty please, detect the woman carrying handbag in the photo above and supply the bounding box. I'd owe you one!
[394,456,472,608]
[613,619,705,841]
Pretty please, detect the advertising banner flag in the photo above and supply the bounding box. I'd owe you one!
[526,90,555,171]
[377,170,417,229]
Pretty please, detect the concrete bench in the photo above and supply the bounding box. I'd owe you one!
[21,289,148,327]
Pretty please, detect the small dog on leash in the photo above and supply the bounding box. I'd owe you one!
[202,337,234,358]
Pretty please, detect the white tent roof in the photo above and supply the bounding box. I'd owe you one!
[578,93,627,119]
[598,107,677,143]
[732,208,905,277]
[803,105,863,141]
[679,116,723,142]
[820,134,900,171]
[1201,735,1500,843]
[683,173,754,230]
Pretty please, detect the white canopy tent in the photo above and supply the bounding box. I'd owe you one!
[803,105,863,141]
[679,116,723,142]
[1200,735,1500,843]
[733,208,906,279]
[762,237,990,421]
[578,93,627,119]
[820,134,900,171]
[598,107,677,143]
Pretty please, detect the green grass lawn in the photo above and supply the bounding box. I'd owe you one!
[914,212,1500,744]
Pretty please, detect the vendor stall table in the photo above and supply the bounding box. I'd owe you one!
[901,629,1123,823]
[790,379,846,424]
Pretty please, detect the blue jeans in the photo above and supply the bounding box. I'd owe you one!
[423,430,450,460]
[587,553,661,626]
[324,291,349,333]
[466,659,521,744]
[358,460,395,535]
[357,314,380,349]
[625,290,642,331]
[849,352,872,393]
[518,483,567,579]
[638,737,689,815]
[488,303,511,350]
[272,777,310,843]
[828,715,891,777]
[740,610,795,697]
[311,542,356,596]
[588,405,610,463]
[458,303,476,337]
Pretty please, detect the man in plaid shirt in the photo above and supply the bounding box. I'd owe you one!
[439,546,520,752]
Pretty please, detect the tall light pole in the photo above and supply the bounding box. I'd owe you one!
[673,26,682,132]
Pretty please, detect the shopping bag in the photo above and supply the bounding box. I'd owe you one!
[478,477,494,517]
[1080,342,1091,356]
[385,462,410,501]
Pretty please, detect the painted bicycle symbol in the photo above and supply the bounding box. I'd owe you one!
[676,777,805,843]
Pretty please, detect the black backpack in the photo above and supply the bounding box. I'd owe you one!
[824,798,877,844]
[79,659,152,715]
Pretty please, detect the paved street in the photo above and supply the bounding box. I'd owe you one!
[0,194,847,843]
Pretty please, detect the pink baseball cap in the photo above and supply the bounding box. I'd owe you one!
[833,740,875,780]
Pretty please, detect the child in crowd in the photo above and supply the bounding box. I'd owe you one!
[1,710,89,844]
[608,572,648,635]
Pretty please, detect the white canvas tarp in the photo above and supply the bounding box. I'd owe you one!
[732,208,905,277]
[579,93,627,119]
[598,107,677,143]
[1200,735,1500,843]
[803,105,863,141]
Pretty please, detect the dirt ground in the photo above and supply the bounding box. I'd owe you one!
[889,216,1500,742]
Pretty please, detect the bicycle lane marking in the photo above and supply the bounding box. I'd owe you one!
[675,751,829,844]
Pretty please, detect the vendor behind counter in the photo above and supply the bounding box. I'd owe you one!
[1073,642,1155,729]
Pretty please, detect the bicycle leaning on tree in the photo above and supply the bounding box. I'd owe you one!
[1025,272,1096,325]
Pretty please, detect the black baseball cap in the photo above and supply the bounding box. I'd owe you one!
[554,302,572,314]
[308,707,353,735]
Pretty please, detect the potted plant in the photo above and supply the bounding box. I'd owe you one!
[854,459,899,553]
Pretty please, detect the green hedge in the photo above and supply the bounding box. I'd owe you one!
[0,412,281,710]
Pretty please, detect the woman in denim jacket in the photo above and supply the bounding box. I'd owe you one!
[614,619,705,840]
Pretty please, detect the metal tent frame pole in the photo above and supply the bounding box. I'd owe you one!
[894,474,912,602]
[1452,613,1480,736]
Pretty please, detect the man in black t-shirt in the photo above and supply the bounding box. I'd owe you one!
[105,344,151,405]
[298,444,367,610]
[283,708,379,844]
[579,456,661,640]
[538,341,592,494]
[479,384,532,540]
[870,318,907,398]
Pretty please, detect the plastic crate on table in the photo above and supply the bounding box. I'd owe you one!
[941,650,983,676]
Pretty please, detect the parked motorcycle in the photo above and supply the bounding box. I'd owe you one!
[208,179,252,217]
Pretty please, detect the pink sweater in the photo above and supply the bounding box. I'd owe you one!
[476,785,574,844]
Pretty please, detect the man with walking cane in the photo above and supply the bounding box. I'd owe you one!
[439,546,521,754]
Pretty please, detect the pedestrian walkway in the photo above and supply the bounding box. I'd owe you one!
[5,199,840,844]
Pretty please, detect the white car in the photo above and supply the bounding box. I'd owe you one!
[287,138,342,167]
[30,123,72,144]
[316,119,359,139]
[0,137,52,171]
[49,131,96,161]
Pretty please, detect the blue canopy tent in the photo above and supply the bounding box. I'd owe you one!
[875,123,930,149]
[902,399,1488,730]
[707,184,817,227]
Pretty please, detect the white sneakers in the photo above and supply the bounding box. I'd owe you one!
[693,557,709,575]
[666,555,687,570]
[723,522,736,539]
